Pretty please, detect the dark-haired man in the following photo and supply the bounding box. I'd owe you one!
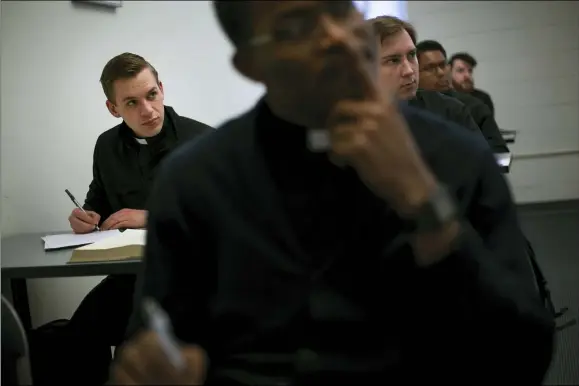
[416,40,508,152]
[450,52,495,114]
[113,2,553,385]
[61,53,213,384]
[369,15,482,136]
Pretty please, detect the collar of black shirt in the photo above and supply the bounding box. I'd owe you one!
[119,106,177,150]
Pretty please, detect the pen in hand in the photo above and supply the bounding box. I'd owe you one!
[142,298,186,371]
[65,189,100,231]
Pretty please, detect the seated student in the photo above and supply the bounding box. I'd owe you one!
[415,40,508,153]
[450,52,495,115]
[66,52,213,381]
[369,15,482,136]
[113,2,554,385]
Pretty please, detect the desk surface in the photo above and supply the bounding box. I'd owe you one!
[1,233,141,279]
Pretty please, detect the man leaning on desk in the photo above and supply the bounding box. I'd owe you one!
[64,52,213,382]
[113,1,554,385]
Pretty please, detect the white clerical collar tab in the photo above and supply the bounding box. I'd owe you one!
[134,137,148,145]
[307,129,330,152]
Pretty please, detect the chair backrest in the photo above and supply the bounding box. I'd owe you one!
[2,295,33,385]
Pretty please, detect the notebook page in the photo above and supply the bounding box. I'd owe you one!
[76,229,147,251]
[42,230,121,250]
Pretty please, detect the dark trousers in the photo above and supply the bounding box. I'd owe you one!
[68,274,137,348]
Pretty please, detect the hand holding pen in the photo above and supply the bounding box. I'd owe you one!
[111,298,208,385]
[66,189,101,233]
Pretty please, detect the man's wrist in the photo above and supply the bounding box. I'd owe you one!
[412,220,462,267]
[392,171,439,218]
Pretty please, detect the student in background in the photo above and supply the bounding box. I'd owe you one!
[113,2,554,385]
[415,40,508,153]
[64,53,213,382]
[369,15,482,136]
[450,52,495,114]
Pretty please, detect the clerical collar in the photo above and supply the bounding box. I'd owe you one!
[132,117,170,145]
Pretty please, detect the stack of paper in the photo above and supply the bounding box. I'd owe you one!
[69,229,147,263]
[42,230,121,250]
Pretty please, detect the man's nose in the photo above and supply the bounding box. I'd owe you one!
[400,60,415,77]
[319,14,368,62]
[435,64,448,77]
[140,101,154,117]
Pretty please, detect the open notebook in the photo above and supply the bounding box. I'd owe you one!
[68,229,146,263]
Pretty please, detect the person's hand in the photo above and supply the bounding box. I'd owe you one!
[327,33,437,216]
[111,330,207,385]
[101,209,147,231]
[327,35,460,266]
[68,208,100,234]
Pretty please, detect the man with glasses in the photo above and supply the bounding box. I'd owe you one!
[416,40,509,153]
[112,2,553,385]
[416,40,508,152]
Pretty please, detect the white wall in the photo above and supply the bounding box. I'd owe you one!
[408,0,579,203]
[0,0,263,326]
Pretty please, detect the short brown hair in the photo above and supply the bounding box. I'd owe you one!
[99,52,159,102]
[368,15,417,45]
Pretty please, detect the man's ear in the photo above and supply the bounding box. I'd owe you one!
[106,100,121,118]
[233,50,263,83]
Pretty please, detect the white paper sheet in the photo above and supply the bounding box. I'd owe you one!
[75,229,146,251]
[495,152,512,168]
[42,230,121,250]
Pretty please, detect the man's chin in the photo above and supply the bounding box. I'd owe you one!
[138,125,162,138]
[397,87,418,101]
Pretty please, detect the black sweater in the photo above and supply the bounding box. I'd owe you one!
[131,100,554,385]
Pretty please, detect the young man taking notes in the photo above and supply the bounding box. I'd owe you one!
[62,53,213,384]
[68,52,213,233]
[114,2,554,385]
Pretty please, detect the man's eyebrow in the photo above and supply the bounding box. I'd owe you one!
[122,87,158,102]
[382,54,401,60]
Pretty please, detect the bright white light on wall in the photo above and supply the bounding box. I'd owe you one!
[354,1,408,21]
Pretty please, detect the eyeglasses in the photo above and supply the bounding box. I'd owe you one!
[419,61,449,74]
[247,1,360,47]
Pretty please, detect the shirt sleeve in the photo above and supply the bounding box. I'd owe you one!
[415,148,555,383]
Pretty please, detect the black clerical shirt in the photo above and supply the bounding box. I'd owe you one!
[82,106,213,223]
[131,100,554,385]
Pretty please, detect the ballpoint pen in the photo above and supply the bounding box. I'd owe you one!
[143,298,185,370]
[65,189,100,231]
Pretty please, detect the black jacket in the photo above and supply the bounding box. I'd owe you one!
[443,90,508,153]
[83,106,213,223]
[131,99,554,384]
[409,89,482,137]
[470,88,495,115]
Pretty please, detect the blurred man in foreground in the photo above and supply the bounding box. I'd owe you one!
[369,15,482,136]
[113,2,554,385]
[416,40,508,152]
[450,51,495,114]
